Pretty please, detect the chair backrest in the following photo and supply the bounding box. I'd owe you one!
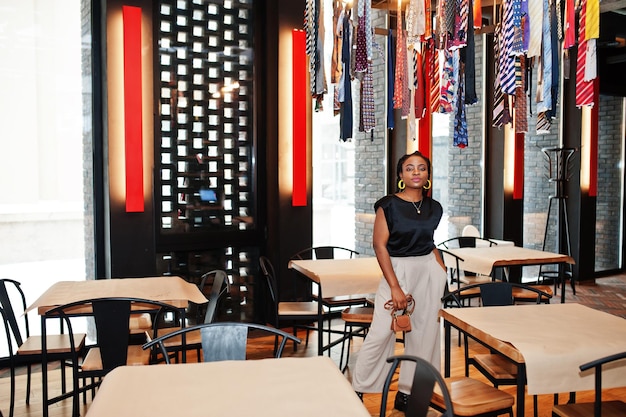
[462,225,481,238]
[438,236,496,250]
[381,355,454,417]
[0,307,15,361]
[45,297,179,371]
[479,282,514,306]
[580,351,626,417]
[142,321,301,363]
[291,246,359,260]
[259,255,277,299]
[198,269,229,323]
[0,279,29,347]
[442,282,551,307]
[259,256,279,325]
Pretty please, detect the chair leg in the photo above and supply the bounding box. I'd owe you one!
[9,365,15,417]
[463,334,470,377]
[26,364,31,405]
[339,322,350,371]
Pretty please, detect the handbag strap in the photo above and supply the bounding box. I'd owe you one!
[384,294,415,316]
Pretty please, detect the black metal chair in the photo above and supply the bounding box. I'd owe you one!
[380,355,514,417]
[259,255,323,353]
[0,278,86,417]
[149,269,230,362]
[42,297,180,416]
[438,237,499,291]
[142,321,301,362]
[552,351,626,417]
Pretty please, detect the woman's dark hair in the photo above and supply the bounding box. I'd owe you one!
[396,151,432,195]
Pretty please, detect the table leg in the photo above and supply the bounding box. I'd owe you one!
[516,363,526,417]
[317,294,324,356]
[559,263,565,304]
[41,315,49,417]
[444,320,451,377]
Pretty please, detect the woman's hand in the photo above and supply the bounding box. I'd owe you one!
[390,286,408,310]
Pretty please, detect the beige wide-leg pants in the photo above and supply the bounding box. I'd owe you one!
[352,252,448,394]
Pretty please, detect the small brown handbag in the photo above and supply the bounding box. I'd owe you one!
[384,295,415,333]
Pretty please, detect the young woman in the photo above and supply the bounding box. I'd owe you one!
[352,151,447,412]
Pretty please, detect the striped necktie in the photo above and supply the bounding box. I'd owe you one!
[414,47,426,118]
[500,0,516,95]
[527,0,543,57]
[576,0,594,107]
[430,47,441,113]
[493,25,505,127]
[537,0,552,113]
[514,56,528,133]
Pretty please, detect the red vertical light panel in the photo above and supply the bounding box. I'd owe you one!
[292,29,307,207]
[513,133,524,200]
[123,6,144,212]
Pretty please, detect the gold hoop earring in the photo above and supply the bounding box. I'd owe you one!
[423,179,432,190]
[398,179,406,190]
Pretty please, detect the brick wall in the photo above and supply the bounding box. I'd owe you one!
[595,95,623,270]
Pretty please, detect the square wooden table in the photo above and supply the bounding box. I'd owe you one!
[440,245,575,302]
[85,356,370,417]
[29,276,208,417]
[440,303,626,417]
[26,276,208,314]
[288,257,382,355]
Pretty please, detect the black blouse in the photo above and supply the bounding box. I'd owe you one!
[374,194,443,257]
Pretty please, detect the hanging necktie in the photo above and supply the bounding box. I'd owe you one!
[563,0,576,49]
[414,46,426,118]
[521,0,529,51]
[330,1,343,84]
[394,0,410,118]
[359,60,376,133]
[406,0,425,45]
[537,0,552,114]
[463,0,477,104]
[453,68,468,147]
[536,110,552,134]
[425,0,433,39]
[514,56,528,133]
[430,44,442,113]
[355,14,367,73]
[387,29,396,129]
[439,49,456,114]
[339,12,353,141]
[500,0,516,95]
[527,0,543,57]
[493,25,506,128]
[585,0,599,40]
[511,0,524,54]
[576,0,594,107]
[451,0,468,49]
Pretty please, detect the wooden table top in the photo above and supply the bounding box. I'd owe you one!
[85,356,370,417]
[26,276,208,314]
[441,245,575,276]
[288,257,382,298]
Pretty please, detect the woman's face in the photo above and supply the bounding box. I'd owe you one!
[400,155,429,191]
